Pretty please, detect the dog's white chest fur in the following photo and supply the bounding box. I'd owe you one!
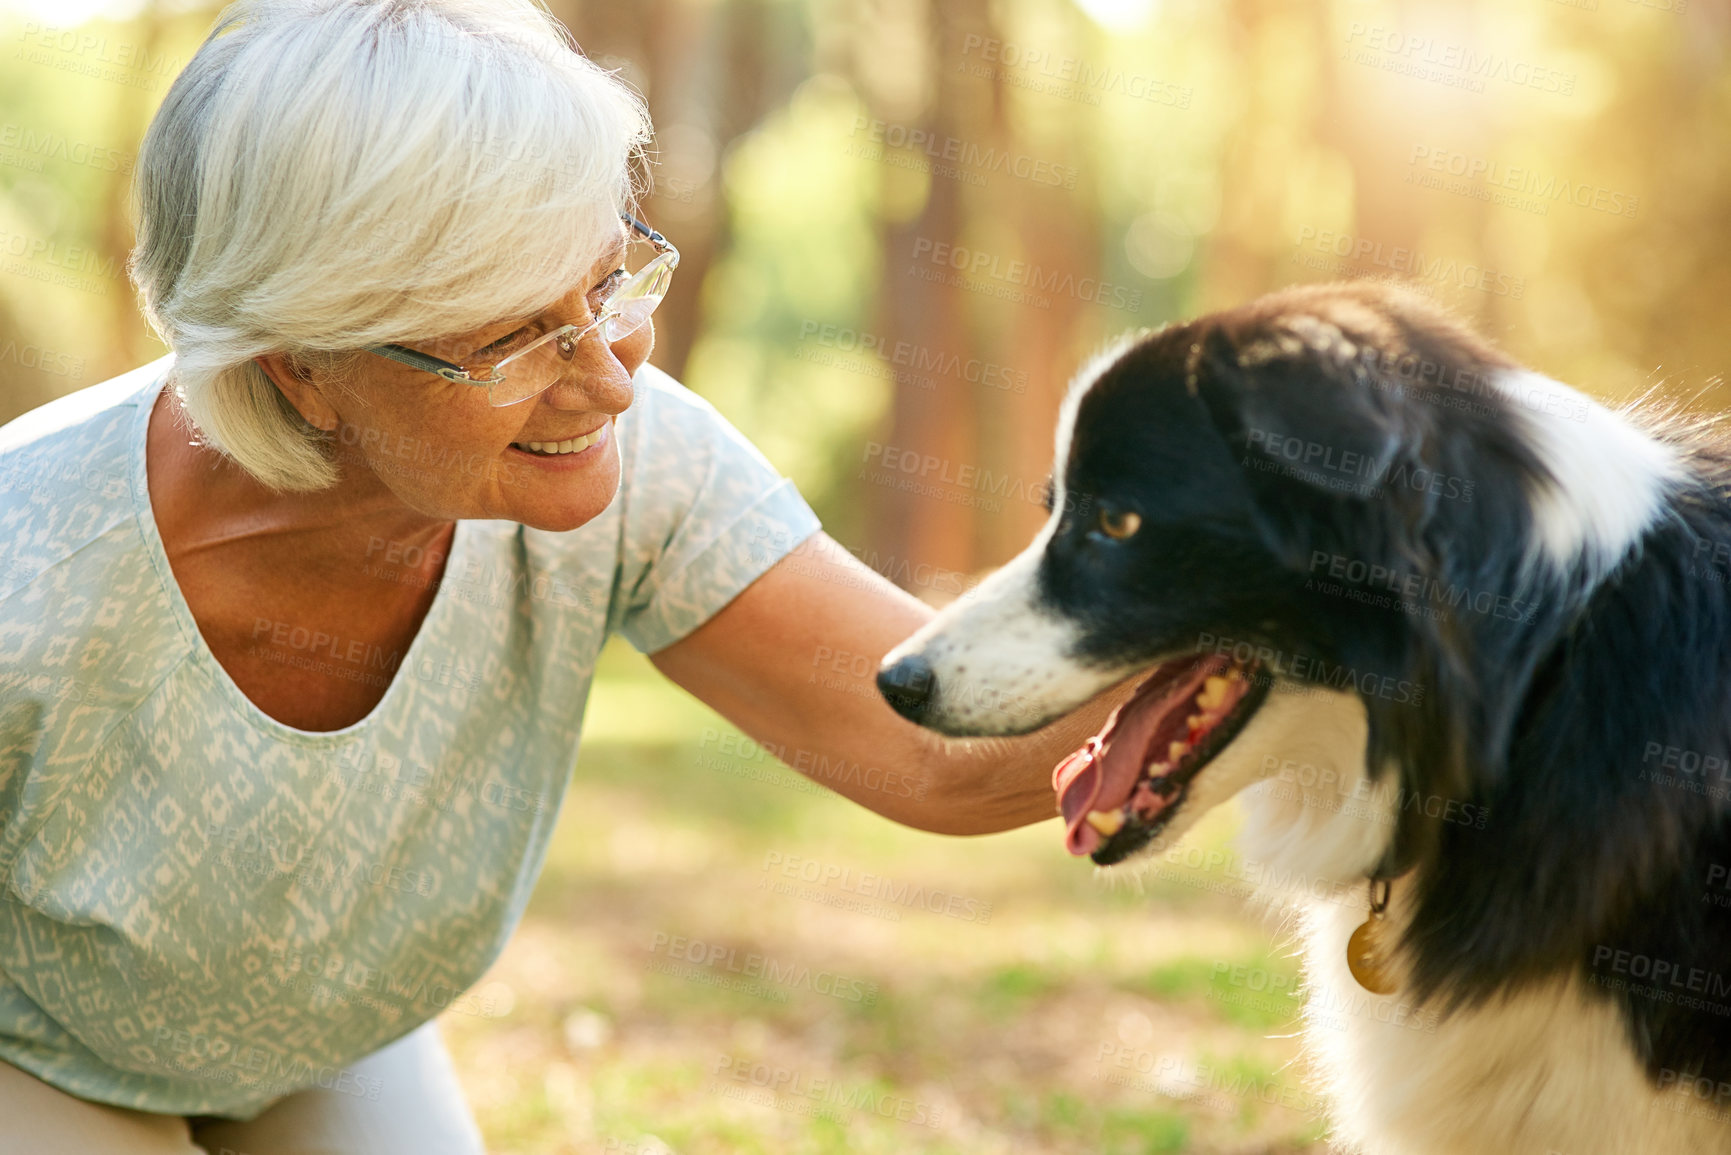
[1221,705,1731,1155]
[1291,898,1727,1155]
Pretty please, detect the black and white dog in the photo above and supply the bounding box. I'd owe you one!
[877,282,1731,1154]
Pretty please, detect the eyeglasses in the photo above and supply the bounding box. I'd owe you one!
[366,216,679,408]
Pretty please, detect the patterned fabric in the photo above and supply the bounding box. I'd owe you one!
[0,356,821,1118]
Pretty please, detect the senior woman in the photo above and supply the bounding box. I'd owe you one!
[0,0,1115,1151]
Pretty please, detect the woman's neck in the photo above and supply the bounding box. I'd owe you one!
[147,385,455,582]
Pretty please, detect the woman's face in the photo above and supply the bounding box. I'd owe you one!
[315,233,650,532]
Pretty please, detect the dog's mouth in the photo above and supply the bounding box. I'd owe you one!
[1054,654,1268,865]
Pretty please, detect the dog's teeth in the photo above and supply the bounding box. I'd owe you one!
[1196,676,1230,711]
[1169,740,1190,761]
[1086,809,1124,836]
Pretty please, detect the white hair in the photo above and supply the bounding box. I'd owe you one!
[130,0,652,492]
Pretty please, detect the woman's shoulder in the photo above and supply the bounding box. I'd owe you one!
[615,361,786,483]
[618,361,720,440]
[0,357,169,596]
[0,358,192,758]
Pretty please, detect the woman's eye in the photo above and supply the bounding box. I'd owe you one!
[487,329,541,361]
[590,268,627,303]
[1096,506,1142,541]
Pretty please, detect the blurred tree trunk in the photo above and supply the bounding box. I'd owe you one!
[547,0,763,382]
[864,0,985,580]
[992,7,1093,566]
[1317,3,1424,320]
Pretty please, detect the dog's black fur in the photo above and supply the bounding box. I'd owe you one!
[1055,283,1731,1086]
[896,281,1731,1099]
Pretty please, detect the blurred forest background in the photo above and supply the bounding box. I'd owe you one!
[3,0,1728,1152]
[7,0,1728,576]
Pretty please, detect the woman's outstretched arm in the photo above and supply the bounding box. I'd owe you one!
[649,532,1127,835]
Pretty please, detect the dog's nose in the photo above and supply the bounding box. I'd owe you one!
[877,654,936,724]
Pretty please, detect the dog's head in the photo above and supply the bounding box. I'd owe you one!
[879,282,1659,866]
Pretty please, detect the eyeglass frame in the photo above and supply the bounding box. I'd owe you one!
[365,215,678,398]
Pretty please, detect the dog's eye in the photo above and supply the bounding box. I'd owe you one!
[1096,506,1142,541]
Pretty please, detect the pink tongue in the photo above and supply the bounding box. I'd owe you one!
[1053,659,1216,857]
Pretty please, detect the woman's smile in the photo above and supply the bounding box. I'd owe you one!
[505,419,612,467]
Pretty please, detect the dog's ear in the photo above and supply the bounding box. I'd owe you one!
[1186,319,1424,570]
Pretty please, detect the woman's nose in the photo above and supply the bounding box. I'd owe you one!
[541,334,634,414]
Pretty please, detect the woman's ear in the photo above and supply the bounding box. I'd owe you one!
[253,354,339,432]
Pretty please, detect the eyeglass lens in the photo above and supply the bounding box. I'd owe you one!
[484,253,675,406]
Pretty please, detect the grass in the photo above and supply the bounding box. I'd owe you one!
[436,638,1329,1154]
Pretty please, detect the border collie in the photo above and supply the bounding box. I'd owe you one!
[876,282,1731,1154]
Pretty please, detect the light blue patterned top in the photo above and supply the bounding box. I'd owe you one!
[0,356,821,1118]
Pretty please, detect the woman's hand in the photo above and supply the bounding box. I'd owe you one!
[649,532,1129,835]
